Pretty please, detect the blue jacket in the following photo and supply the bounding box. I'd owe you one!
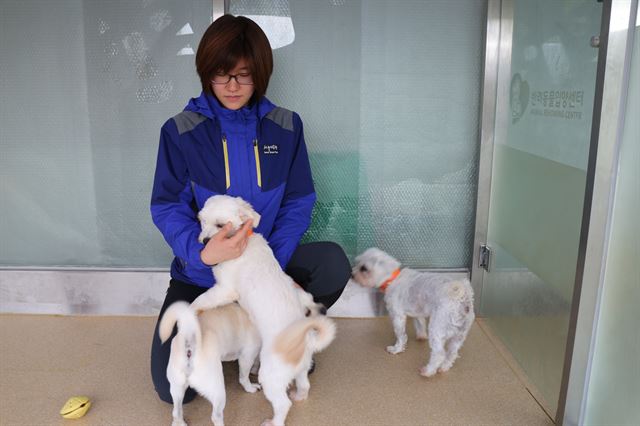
[151,92,316,287]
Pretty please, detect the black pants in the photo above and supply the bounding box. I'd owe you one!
[150,241,350,403]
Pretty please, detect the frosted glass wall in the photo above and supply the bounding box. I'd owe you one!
[1,0,484,268]
[250,0,485,268]
[1,0,211,267]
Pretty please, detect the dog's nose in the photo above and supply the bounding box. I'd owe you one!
[203,237,211,245]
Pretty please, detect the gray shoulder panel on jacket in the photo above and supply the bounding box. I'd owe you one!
[172,111,207,134]
[264,107,294,132]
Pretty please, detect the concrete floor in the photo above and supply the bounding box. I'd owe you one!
[0,314,552,426]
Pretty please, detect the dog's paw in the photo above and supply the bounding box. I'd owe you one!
[288,388,309,402]
[242,382,261,393]
[438,365,451,374]
[386,345,405,355]
[172,419,188,426]
[438,360,455,373]
[261,419,278,426]
[419,365,438,377]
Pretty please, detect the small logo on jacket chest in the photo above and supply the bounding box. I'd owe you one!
[263,144,279,155]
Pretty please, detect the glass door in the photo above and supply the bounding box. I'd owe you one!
[479,0,602,416]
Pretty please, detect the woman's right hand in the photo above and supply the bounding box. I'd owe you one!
[199,220,253,266]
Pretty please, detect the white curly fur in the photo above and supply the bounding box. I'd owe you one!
[351,247,475,377]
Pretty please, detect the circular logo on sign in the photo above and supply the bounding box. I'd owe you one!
[510,73,529,123]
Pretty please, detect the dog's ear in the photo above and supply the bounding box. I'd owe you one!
[237,198,261,228]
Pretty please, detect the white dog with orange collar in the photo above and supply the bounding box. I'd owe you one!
[351,247,475,377]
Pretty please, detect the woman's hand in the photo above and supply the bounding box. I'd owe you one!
[200,220,253,266]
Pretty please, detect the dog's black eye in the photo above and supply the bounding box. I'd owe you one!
[216,223,224,229]
[360,265,368,272]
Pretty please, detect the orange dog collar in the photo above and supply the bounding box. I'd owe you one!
[379,268,401,293]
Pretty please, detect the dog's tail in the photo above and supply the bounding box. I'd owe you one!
[448,279,475,318]
[274,316,336,367]
[448,279,473,301]
[158,301,201,355]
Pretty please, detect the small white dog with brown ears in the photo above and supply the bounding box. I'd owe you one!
[351,247,474,377]
[159,301,261,426]
[190,195,336,426]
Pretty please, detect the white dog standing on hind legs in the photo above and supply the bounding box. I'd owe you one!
[158,301,262,426]
[351,247,475,377]
[190,195,336,426]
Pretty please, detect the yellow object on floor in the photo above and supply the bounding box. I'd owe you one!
[1,315,553,426]
[60,396,91,419]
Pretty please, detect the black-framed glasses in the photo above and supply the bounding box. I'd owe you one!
[211,73,254,85]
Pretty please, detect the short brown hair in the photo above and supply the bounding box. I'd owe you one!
[196,15,273,100]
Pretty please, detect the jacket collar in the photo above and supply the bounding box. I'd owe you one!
[184,92,276,122]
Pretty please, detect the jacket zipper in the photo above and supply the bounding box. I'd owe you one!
[253,139,262,188]
[221,134,230,189]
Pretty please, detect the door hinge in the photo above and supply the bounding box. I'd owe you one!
[479,244,492,272]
